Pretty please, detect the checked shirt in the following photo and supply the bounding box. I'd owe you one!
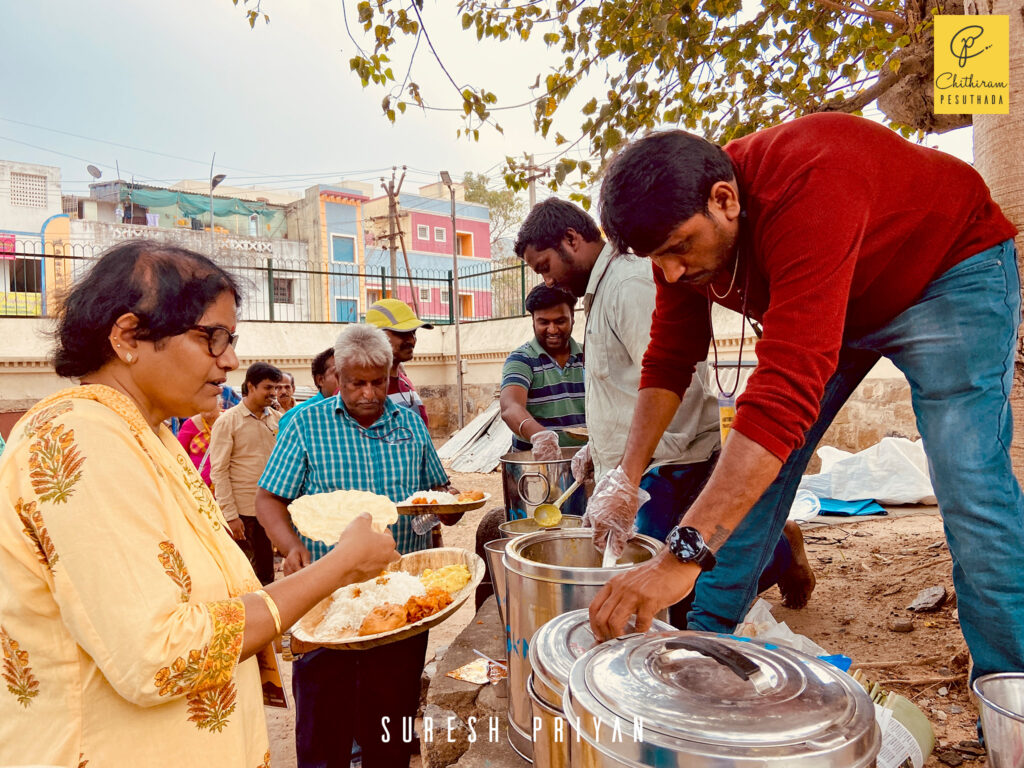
[258,395,448,560]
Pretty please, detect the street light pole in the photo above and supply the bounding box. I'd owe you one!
[440,171,465,430]
[209,153,226,255]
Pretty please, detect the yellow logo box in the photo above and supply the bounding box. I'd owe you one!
[933,15,1009,114]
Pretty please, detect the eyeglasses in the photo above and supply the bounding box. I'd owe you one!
[190,325,239,357]
[360,426,415,445]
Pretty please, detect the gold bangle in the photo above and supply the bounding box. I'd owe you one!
[255,589,282,635]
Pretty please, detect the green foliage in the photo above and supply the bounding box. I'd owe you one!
[242,0,935,196]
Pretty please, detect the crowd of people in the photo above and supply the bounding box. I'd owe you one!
[0,112,1020,768]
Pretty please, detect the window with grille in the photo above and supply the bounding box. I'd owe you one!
[10,173,47,208]
[272,278,294,304]
[417,224,429,240]
[8,258,42,292]
[433,226,446,242]
[418,287,431,303]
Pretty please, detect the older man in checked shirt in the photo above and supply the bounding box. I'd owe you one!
[256,324,457,768]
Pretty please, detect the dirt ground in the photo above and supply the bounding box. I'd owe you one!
[268,469,988,768]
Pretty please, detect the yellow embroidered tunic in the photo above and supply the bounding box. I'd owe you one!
[0,386,271,767]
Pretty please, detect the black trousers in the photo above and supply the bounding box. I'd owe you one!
[238,515,275,585]
[293,632,428,768]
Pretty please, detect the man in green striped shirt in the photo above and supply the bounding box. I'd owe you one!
[500,284,587,458]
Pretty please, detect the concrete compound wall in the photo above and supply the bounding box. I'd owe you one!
[0,315,918,461]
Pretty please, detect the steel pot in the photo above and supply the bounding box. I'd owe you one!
[503,529,664,760]
[529,609,674,768]
[501,448,587,521]
[973,673,1024,767]
[498,515,585,538]
[564,631,880,767]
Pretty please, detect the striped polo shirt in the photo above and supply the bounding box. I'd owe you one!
[501,336,586,451]
[258,395,449,559]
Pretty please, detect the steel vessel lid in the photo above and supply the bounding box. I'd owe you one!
[529,609,673,708]
[564,631,879,767]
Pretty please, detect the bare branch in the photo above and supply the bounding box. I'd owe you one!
[812,0,906,28]
[815,53,925,113]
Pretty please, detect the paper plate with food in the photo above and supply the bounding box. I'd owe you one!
[292,547,485,650]
[395,489,490,515]
[563,425,589,441]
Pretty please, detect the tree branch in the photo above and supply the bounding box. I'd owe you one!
[813,0,906,28]
[816,53,925,113]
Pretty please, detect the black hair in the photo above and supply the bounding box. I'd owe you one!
[281,371,295,386]
[525,283,577,314]
[311,347,335,381]
[242,362,282,395]
[599,130,736,256]
[53,240,240,378]
[513,198,602,258]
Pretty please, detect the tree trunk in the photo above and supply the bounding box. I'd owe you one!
[970,1,1024,475]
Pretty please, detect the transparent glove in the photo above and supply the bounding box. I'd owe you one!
[530,429,561,461]
[571,443,594,484]
[583,466,650,558]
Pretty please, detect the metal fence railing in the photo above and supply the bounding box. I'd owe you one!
[1,243,545,325]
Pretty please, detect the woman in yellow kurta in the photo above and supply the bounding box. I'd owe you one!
[0,241,400,767]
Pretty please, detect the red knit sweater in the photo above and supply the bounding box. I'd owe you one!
[640,113,1018,462]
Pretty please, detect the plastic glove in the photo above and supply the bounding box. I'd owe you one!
[530,429,561,461]
[571,443,594,484]
[584,466,650,558]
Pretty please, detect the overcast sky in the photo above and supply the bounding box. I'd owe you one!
[1,0,972,200]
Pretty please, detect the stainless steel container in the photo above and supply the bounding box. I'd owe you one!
[498,515,585,538]
[529,609,673,768]
[504,529,664,761]
[529,674,572,768]
[564,631,881,767]
[501,448,587,521]
[483,537,514,637]
[973,673,1024,767]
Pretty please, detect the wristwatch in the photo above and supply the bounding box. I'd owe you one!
[666,526,717,571]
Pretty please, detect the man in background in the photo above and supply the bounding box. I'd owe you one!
[276,371,296,412]
[277,347,338,436]
[500,283,586,461]
[209,361,282,585]
[365,298,431,425]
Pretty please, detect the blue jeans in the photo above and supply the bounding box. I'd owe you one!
[688,241,1024,680]
[637,457,793,627]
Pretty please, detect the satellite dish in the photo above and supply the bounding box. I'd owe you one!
[86,165,102,179]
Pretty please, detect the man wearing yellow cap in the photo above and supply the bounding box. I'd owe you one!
[365,298,431,425]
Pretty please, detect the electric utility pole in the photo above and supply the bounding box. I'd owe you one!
[380,166,406,297]
[523,154,550,209]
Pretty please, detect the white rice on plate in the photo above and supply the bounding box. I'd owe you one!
[320,571,426,637]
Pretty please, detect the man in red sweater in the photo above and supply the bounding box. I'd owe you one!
[586,113,1021,684]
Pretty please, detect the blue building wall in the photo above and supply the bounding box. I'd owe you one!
[325,199,361,322]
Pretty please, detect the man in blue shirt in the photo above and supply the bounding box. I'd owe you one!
[277,346,339,436]
[256,325,453,768]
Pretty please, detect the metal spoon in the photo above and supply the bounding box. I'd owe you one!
[532,479,581,528]
[601,532,618,568]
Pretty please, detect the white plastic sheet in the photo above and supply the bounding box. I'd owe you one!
[734,598,830,657]
[798,437,936,505]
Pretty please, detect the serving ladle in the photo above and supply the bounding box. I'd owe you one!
[532,479,581,528]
